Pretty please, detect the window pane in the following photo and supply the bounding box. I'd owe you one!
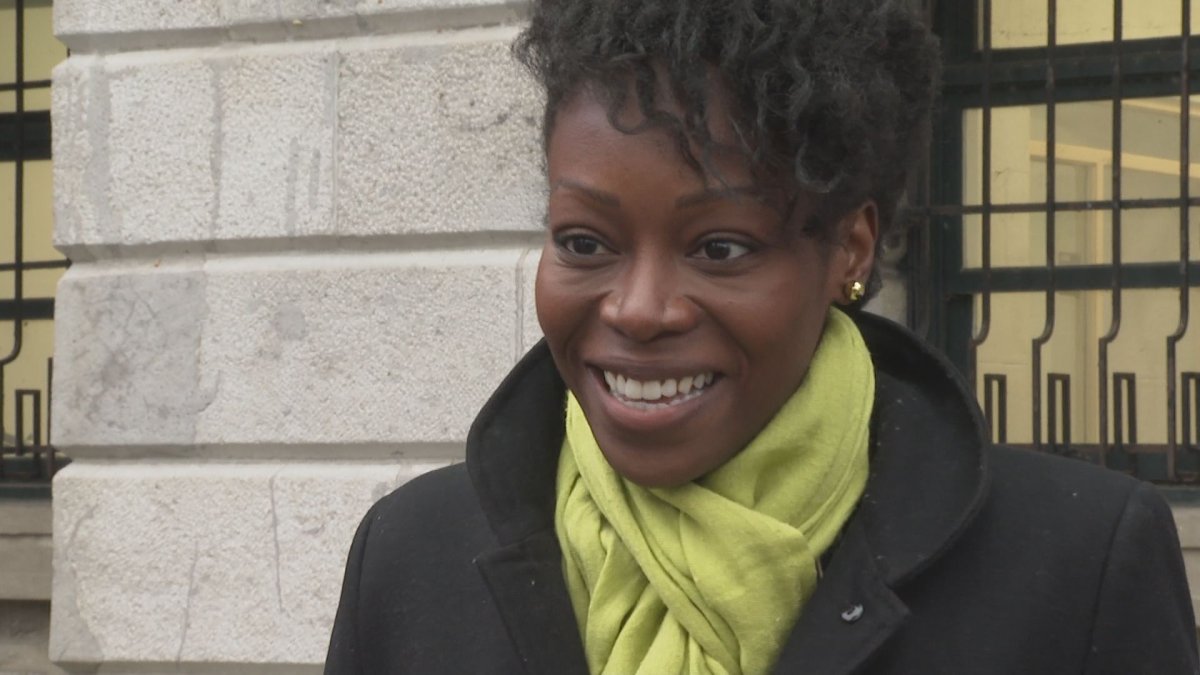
[23,1,63,83]
[985,0,1200,49]
[0,1,15,84]
[0,91,13,113]
[22,159,58,262]
[974,288,1200,447]
[0,162,13,266]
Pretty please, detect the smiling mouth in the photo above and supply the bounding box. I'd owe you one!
[599,369,718,409]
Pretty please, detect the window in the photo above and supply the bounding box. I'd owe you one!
[1,0,68,492]
[916,0,1200,482]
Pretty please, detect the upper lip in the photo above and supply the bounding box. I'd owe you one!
[588,358,721,381]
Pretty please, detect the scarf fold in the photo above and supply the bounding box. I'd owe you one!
[555,308,875,675]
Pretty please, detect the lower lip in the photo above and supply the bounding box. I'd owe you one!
[588,369,718,434]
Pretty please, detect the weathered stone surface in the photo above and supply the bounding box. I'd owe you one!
[52,251,525,454]
[50,461,442,666]
[211,50,337,244]
[54,31,542,256]
[55,0,521,41]
[54,48,339,256]
[337,28,544,237]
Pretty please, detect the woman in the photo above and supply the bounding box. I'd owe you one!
[325,1,1198,673]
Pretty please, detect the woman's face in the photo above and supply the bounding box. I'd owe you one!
[536,85,875,487]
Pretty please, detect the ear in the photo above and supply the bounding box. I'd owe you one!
[830,201,879,304]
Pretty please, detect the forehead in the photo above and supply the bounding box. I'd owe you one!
[547,84,759,191]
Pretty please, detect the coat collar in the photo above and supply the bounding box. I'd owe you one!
[467,312,989,673]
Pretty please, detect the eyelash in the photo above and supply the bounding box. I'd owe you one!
[553,232,758,263]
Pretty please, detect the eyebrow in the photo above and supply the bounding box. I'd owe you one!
[550,180,767,209]
[550,180,621,207]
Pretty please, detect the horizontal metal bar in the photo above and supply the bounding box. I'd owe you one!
[924,197,1200,216]
[945,37,1199,91]
[0,259,70,273]
[0,79,51,93]
[949,262,1200,294]
[0,299,54,321]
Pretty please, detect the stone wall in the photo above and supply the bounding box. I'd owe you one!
[49,1,543,671]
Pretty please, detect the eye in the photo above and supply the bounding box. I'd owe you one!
[555,233,614,257]
[693,239,754,261]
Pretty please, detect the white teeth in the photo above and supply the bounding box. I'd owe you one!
[601,370,716,405]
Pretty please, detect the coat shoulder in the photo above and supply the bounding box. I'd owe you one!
[364,463,496,554]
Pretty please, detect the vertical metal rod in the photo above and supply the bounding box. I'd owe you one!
[1,0,26,369]
[1098,0,1125,467]
[969,0,995,391]
[1033,0,1059,451]
[1181,373,1197,449]
[0,368,5,479]
[46,356,54,475]
[1167,0,1193,480]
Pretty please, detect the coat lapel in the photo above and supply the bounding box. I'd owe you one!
[475,530,589,675]
[773,519,909,674]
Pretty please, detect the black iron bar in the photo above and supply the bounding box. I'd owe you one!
[1032,0,1059,452]
[950,262,1200,293]
[984,374,1009,443]
[1099,0,1125,468]
[0,79,50,93]
[46,357,54,476]
[926,197,1200,216]
[1114,373,1138,447]
[0,259,70,273]
[1048,374,1071,451]
[1183,373,1199,449]
[969,0,995,392]
[1166,0,1193,481]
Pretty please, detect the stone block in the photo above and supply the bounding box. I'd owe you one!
[55,0,520,45]
[53,56,216,255]
[54,48,339,256]
[54,32,544,255]
[337,28,545,237]
[211,49,338,244]
[50,461,444,666]
[55,2,223,39]
[52,250,525,455]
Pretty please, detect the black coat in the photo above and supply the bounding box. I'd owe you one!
[325,313,1199,674]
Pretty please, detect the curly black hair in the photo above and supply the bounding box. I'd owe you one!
[513,0,940,302]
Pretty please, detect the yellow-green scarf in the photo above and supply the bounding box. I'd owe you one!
[554,308,874,675]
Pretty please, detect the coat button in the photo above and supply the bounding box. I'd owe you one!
[841,604,864,623]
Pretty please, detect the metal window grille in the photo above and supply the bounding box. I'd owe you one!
[2,0,68,493]
[912,0,1200,483]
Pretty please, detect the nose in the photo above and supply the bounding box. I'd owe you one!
[599,255,698,342]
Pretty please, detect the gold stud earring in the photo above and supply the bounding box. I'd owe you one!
[846,280,865,303]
